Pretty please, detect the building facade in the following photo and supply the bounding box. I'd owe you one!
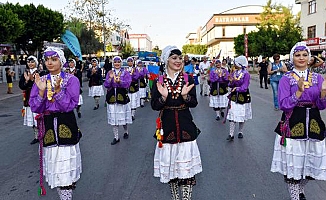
[296,0,326,54]
[129,34,152,52]
[185,5,263,59]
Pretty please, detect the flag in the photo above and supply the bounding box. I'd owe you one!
[61,30,82,60]
[216,49,222,59]
[184,64,194,74]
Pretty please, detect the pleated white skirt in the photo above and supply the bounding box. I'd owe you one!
[226,102,252,122]
[139,88,147,98]
[154,140,202,183]
[88,86,104,97]
[43,143,82,189]
[23,106,37,127]
[271,135,326,180]
[106,103,132,125]
[128,92,140,109]
[209,94,228,108]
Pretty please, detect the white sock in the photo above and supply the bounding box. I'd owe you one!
[229,121,236,137]
[113,125,119,139]
[57,188,72,200]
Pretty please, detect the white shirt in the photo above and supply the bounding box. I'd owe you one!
[199,61,210,74]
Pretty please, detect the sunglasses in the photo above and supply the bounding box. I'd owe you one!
[28,60,36,63]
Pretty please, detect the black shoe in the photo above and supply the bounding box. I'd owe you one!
[77,112,81,118]
[200,91,203,96]
[204,94,208,96]
[226,135,234,141]
[238,132,243,138]
[111,138,120,145]
[123,133,129,139]
[30,138,39,145]
[265,86,268,89]
[215,116,220,121]
[140,105,144,108]
[299,193,306,200]
[260,86,263,88]
[221,112,224,118]
[132,116,135,121]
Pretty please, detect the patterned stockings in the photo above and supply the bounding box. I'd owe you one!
[57,188,72,200]
[169,182,180,200]
[181,185,193,200]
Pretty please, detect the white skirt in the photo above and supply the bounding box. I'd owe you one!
[154,140,202,183]
[23,106,37,127]
[226,102,252,122]
[78,94,83,105]
[88,85,104,97]
[139,88,147,98]
[107,103,132,125]
[209,94,228,108]
[43,143,82,189]
[128,92,140,109]
[271,135,326,181]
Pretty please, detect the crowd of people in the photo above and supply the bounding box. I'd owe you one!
[12,41,326,200]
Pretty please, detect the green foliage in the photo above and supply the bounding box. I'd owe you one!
[0,6,24,43]
[152,45,162,57]
[79,27,103,55]
[234,0,302,57]
[182,44,207,55]
[120,42,135,58]
[2,3,65,55]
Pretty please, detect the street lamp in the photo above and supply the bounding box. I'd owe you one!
[102,0,106,58]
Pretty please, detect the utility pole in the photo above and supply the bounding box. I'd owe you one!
[102,0,106,58]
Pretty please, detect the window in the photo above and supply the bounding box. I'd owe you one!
[308,0,316,14]
[222,27,225,37]
[307,25,316,38]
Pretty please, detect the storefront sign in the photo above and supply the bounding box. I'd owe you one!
[319,37,326,45]
[306,38,319,46]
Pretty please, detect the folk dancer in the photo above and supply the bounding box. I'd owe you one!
[126,57,140,120]
[209,59,229,121]
[19,56,40,144]
[29,47,82,200]
[226,56,252,141]
[87,58,104,110]
[151,46,202,200]
[66,59,83,118]
[137,60,150,107]
[271,42,326,200]
[104,56,132,145]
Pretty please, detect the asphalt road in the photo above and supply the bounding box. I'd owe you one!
[1,77,326,200]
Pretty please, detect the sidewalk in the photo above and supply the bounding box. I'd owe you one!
[0,81,22,101]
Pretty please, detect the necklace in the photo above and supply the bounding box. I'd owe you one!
[114,69,122,83]
[46,72,63,101]
[233,70,243,81]
[291,70,313,88]
[164,73,184,99]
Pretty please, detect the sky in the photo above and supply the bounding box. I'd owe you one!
[3,0,300,49]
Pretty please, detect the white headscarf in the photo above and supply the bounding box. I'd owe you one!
[234,55,248,69]
[161,45,179,65]
[289,41,311,64]
[44,47,66,67]
[27,55,39,67]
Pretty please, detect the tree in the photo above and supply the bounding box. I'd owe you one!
[120,42,135,58]
[234,0,302,58]
[182,44,207,55]
[152,45,162,57]
[3,3,65,55]
[79,27,103,55]
[0,6,24,43]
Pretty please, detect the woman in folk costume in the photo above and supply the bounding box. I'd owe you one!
[226,55,252,141]
[66,59,83,118]
[29,47,82,200]
[19,55,40,145]
[209,59,229,121]
[104,56,132,145]
[126,57,140,120]
[137,60,150,107]
[151,46,202,200]
[87,58,104,110]
[271,42,326,200]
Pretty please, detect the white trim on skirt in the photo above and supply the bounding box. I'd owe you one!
[128,92,140,109]
[209,94,228,108]
[23,106,37,127]
[226,102,252,122]
[106,103,132,125]
[88,85,104,97]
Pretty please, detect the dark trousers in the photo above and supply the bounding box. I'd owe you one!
[259,72,268,87]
